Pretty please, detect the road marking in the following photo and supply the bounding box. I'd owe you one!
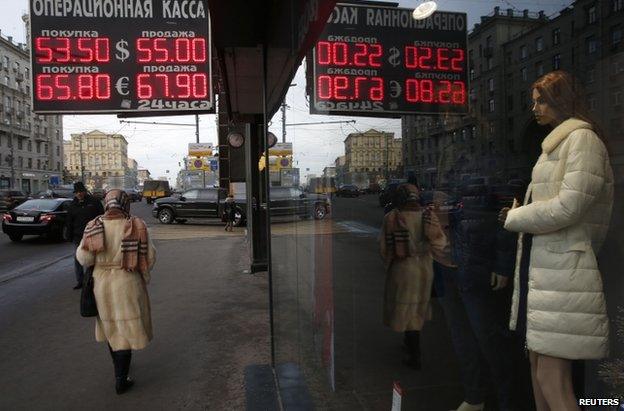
[335,221,380,237]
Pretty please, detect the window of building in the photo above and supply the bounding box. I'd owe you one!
[470,68,475,80]
[13,61,19,72]
[18,157,23,168]
[553,28,561,45]
[17,139,23,150]
[587,4,597,24]
[536,37,544,52]
[536,61,545,77]
[36,159,41,170]
[588,67,596,83]
[44,143,48,155]
[587,36,599,54]
[2,56,8,69]
[487,57,493,70]
[3,76,8,86]
[613,89,623,106]
[507,95,514,111]
[27,141,32,151]
[520,45,528,59]
[614,0,624,12]
[56,146,60,156]
[521,67,528,81]
[56,162,60,171]
[612,25,623,45]
[27,158,32,168]
[553,54,562,69]
[36,142,41,153]
[488,78,494,92]
[489,99,495,112]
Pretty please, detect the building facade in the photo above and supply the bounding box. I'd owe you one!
[137,169,151,187]
[343,129,402,180]
[402,2,624,187]
[63,130,135,189]
[0,33,63,193]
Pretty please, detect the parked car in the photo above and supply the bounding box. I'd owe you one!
[91,188,106,201]
[152,187,330,225]
[35,187,74,199]
[2,198,71,242]
[125,188,142,202]
[336,184,360,198]
[0,189,28,212]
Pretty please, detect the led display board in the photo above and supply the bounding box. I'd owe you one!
[310,3,468,116]
[29,0,212,114]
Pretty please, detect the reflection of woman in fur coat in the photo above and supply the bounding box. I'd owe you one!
[380,184,449,369]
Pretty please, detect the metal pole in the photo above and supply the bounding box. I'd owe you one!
[195,114,199,143]
[281,101,286,143]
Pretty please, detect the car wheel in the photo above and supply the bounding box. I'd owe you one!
[9,234,23,242]
[158,208,174,224]
[314,205,326,220]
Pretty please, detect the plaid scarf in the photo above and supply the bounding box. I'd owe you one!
[81,189,150,274]
[384,209,418,260]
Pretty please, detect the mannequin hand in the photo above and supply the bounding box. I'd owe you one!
[498,207,510,224]
[491,272,509,291]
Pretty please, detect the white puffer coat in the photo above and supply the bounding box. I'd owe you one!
[504,118,613,360]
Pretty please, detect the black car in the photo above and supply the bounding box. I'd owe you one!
[125,188,142,202]
[0,189,28,212]
[35,188,74,199]
[152,187,330,225]
[2,198,72,242]
[336,184,360,198]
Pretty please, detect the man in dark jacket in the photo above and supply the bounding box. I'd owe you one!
[66,182,104,289]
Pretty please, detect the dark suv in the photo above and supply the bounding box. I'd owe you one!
[0,189,28,212]
[152,187,330,225]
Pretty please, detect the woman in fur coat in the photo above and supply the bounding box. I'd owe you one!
[77,189,156,394]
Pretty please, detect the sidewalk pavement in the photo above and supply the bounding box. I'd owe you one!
[0,234,272,410]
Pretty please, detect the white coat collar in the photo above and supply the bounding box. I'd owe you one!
[541,118,592,154]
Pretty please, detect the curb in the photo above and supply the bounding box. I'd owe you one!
[0,253,74,284]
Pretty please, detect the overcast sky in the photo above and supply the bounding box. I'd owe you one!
[0,0,572,183]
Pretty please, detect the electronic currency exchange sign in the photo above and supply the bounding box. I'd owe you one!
[29,0,212,114]
[310,4,468,116]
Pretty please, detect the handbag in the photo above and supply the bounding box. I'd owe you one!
[80,266,98,317]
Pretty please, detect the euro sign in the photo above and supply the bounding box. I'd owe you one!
[115,40,130,62]
[388,47,401,67]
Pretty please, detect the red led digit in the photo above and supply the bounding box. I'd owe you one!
[437,48,450,71]
[317,41,331,65]
[405,79,418,102]
[137,74,152,98]
[192,38,206,63]
[369,44,382,67]
[405,46,418,69]
[36,74,53,100]
[317,75,332,99]
[153,38,169,62]
[176,74,191,98]
[155,73,170,97]
[136,38,151,63]
[452,81,466,104]
[175,38,191,63]
[95,38,110,63]
[77,74,94,99]
[76,38,93,62]
[354,76,366,99]
[420,80,434,102]
[370,77,384,101]
[54,75,71,100]
[332,42,348,66]
[333,76,349,100]
[55,38,71,63]
[451,49,465,72]
[438,80,451,103]
[94,74,111,100]
[419,47,432,69]
[192,73,208,98]
[35,37,53,63]
[353,43,368,67]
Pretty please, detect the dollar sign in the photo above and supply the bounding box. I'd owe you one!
[115,40,129,62]
[388,47,401,67]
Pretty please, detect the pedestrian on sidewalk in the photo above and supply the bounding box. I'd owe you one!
[223,193,236,232]
[76,189,156,395]
[379,183,449,370]
[66,182,104,290]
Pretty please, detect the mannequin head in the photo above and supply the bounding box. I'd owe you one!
[531,70,591,128]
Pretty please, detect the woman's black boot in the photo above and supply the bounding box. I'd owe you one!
[402,331,421,370]
[112,349,134,394]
